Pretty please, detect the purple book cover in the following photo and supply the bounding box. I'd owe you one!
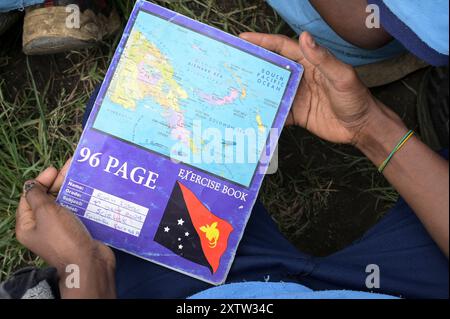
[57,0,303,285]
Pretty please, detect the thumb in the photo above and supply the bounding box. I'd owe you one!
[299,32,355,86]
[24,180,56,215]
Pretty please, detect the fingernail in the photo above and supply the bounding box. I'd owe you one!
[23,180,37,196]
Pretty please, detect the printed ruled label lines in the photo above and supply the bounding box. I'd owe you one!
[61,179,149,237]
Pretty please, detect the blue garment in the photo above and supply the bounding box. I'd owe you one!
[111,196,448,299]
[0,0,44,12]
[190,282,397,299]
[265,0,406,66]
[382,0,449,56]
[83,89,449,299]
[368,0,449,66]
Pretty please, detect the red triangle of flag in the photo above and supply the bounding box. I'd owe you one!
[178,182,234,273]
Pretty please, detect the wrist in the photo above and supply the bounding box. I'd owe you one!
[58,242,116,299]
[354,99,409,167]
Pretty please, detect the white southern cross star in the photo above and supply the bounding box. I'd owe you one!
[177,218,185,226]
[164,226,170,233]
[178,244,183,250]
[185,232,190,237]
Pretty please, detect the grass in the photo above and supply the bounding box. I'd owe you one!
[0,0,399,280]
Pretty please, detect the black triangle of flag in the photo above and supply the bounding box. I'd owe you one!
[154,182,212,272]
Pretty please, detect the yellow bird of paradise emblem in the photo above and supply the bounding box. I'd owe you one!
[200,222,220,249]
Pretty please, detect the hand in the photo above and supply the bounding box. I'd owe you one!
[241,32,450,258]
[16,160,116,298]
[240,31,386,145]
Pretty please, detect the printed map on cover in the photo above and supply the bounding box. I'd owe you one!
[93,10,291,187]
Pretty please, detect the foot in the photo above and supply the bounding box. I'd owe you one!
[22,0,121,55]
[355,53,429,88]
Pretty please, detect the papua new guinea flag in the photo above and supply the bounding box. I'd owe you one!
[154,181,234,274]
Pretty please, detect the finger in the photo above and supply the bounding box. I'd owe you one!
[285,111,295,126]
[16,194,36,235]
[24,180,55,215]
[240,32,304,61]
[35,166,58,189]
[299,32,355,85]
[16,166,57,233]
[290,81,314,128]
[50,158,72,194]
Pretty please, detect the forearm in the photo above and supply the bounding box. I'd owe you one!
[356,100,449,257]
[310,0,393,49]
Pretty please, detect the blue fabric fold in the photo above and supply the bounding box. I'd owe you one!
[0,0,45,12]
[266,0,406,66]
[189,282,398,299]
[368,0,449,66]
